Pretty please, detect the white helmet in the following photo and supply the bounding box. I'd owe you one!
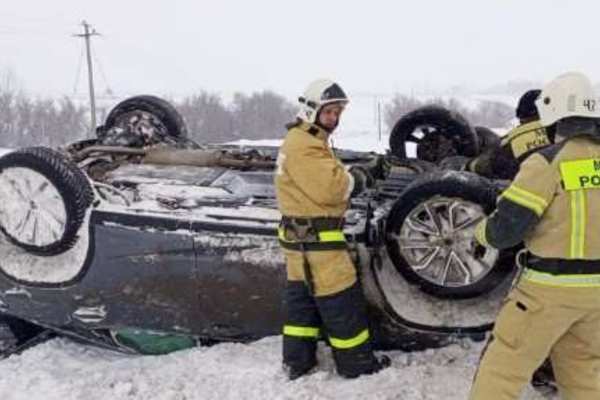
[535,71,600,127]
[297,79,349,123]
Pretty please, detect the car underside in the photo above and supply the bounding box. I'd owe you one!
[0,96,519,358]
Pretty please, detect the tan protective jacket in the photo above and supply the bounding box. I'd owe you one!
[275,121,357,296]
[514,137,600,259]
[476,135,600,259]
[275,121,352,218]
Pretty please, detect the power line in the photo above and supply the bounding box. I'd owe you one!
[92,49,114,97]
[0,23,72,37]
[0,13,74,25]
[72,40,85,95]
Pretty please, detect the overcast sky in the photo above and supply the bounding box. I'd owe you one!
[0,0,598,100]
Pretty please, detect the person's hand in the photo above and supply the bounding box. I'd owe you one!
[363,155,390,181]
[348,166,375,197]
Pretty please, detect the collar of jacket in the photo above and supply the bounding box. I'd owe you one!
[295,121,330,141]
[555,117,599,140]
[501,120,543,145]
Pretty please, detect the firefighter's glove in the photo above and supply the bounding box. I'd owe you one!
[363,155,391,181]
[348,166,375,197]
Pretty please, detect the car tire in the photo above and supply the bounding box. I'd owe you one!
[474,126,501,151]
[385,171,515,298]
[0,147,94,256]
[105,95,187,137]
[98,95,190,147]
[389,105,480,163]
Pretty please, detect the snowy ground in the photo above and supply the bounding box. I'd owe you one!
[0,336,554,400]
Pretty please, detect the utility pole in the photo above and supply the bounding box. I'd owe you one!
[74,21,100,135]
[377,99,382,142]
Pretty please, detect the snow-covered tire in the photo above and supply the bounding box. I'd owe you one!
[385,171,515,298]
[389,105,479,163]
[0,147,93,256]
[474,126,501,151]
[98,95,189,147]
[105,95,187,137]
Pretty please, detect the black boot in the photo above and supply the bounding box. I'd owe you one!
[335,348,391,379]
[284,362,316,380]
[373,354,391,372]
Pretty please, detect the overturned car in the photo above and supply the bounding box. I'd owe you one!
[0,96,519,357]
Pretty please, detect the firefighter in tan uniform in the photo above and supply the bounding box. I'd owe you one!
[468,89,553,180]
[275,79,390,380]
[469,72,600,400]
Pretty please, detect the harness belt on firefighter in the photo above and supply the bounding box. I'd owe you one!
[522,268,600,287]
[278,216,347,294]
[525,253,600,274]
[522,252,600,287]
[277,230,347,251]
[277,216,347,251]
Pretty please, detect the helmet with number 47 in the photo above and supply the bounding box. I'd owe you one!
[535,71,600,127]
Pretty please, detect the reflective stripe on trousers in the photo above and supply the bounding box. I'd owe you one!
[283,325,370,349]
[283,325,320,338]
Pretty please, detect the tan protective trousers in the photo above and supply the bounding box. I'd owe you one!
[470,279,600,400]
[283,248,357,297]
